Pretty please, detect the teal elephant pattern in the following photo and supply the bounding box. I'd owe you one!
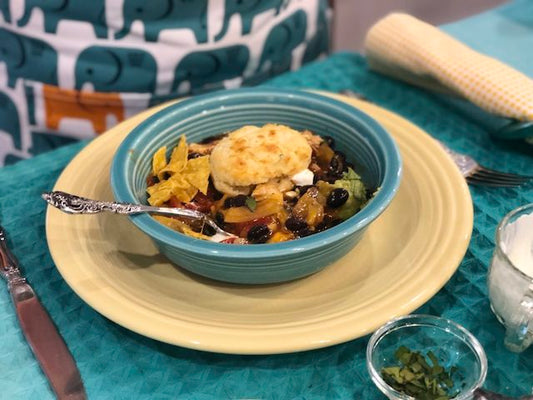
[173,45,249,94]
[256,10,307,78]
[75,46,157,92]
[116,0,208,43]
[303,0,330,64]
[0,0,330,166]
[215,0,284,41]
[18,0,107,38]
[0,91,20,147]
[0,28,58,88]
[0,0,10,23]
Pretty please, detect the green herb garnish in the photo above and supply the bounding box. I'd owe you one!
[380,346,459,400]
[245,196,257,212]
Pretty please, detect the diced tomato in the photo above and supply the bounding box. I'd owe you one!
[167,196,182,208]
[191,192,213,213]
[146,175,158,186]
[167,193,213,213]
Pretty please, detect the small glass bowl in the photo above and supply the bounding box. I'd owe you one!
[366,315,487,400]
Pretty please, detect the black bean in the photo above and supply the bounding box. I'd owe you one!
[212,189,223,201]
[201,224,216,236]
[335,150,346,160]
[329,154,345,176]
[327,188,349,208]
[315,215,332,232]
[285,216,308,232]
[313,173,323,184]
[324,174,339,184]
[329,156,339,171]
[188,152,202,159]
[224,195,247,208]
[315,214,333,232]
[315,221,327,232]
[247,224,271,244]
[330,218,342,227]
[299,185,314,195]
[316,217,343,232]
[324,136,335,147]
[321,214,333,224]
[215,211,225,225]
[297,227,313,237]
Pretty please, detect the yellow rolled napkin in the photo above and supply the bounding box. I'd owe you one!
[364,13,533,123]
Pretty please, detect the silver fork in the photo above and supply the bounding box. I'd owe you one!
[439,144,532,187]
[340,89,532,188]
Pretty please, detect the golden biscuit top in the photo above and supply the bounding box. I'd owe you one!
[209,124,312,195]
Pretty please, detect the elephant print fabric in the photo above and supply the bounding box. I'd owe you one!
[115,0,208,43]
[0,0,330,166]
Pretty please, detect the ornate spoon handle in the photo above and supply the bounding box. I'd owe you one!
[42,191,204,220]
[41,191,235,240]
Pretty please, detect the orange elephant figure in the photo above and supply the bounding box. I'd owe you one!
[43,85,124,134]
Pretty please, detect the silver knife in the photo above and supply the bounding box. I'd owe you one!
[0,225,87,400]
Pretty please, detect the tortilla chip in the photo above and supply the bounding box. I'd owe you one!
[182,155,210,194]
[181,225,211,240]
[147,135,210,207]
[152,146,167,179]
[168,173,198,203]
[153,215,185,231]
[147,174,198,205]
[146,180,175,206]
[160,135,188,176]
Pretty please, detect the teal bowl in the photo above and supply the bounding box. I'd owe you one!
[110,88,402,284]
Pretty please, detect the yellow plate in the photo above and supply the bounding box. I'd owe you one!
[45,92,473,354]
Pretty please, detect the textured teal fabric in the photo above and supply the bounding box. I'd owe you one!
[0,53,532,399]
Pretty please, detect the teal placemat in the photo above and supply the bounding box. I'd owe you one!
[1,53,532,399]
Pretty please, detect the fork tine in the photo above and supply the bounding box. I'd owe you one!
[477,167,533,181]
[467,176,526,187]
[474,169,532,184]
[470,173,528,186]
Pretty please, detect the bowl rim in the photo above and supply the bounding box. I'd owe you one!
[366,314,488,400]
[110,88,402,258]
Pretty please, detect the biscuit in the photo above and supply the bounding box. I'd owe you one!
[210,124,312,195]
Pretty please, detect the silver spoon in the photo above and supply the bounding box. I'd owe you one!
[41,191,236,242]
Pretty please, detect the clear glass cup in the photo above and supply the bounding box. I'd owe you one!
[488,203,533,353]
[366,314,487,400]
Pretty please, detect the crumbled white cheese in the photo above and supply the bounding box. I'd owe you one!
[291,169,314,186]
